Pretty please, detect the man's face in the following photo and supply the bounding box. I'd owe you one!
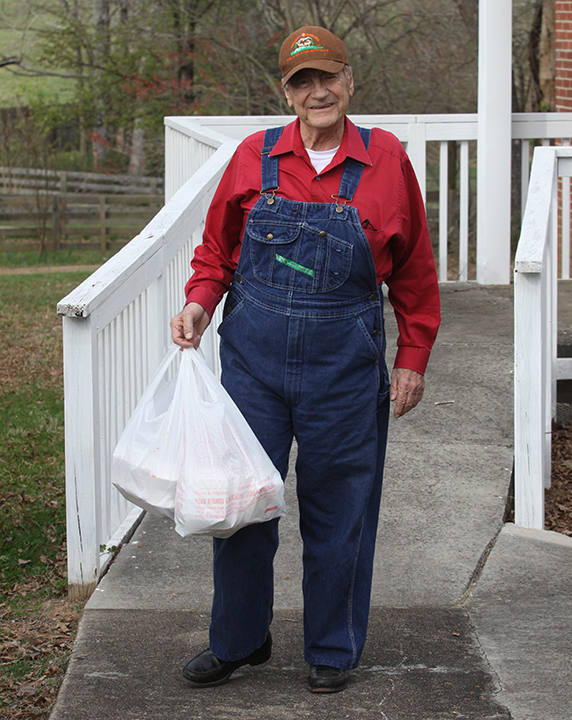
[283,68,354,135]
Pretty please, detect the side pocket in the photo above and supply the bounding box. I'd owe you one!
[355,312,382,361]
[217,294,246,338]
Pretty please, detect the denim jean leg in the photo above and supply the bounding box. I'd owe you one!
[209,330,293,662]
[210,518,279,661]
[292,317,387,670]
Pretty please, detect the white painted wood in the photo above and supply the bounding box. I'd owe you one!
[405,122,427,202]
[476,0,512,285]
[459,141,470,282]
[514,269,546,529]
[439,142,448,282]
[556,357,572,379]
[521,139,530,222]
[560,144,572,281]
[558,155,572,178]
[60,141,237,596]
[546,200,556,489]
[62,315,100,597]
[515,148,557,273]
[512,112,572,138]
[513,144,572,528]
[99,506,144,574]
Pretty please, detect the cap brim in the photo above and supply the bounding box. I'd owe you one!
[282,59,346,85]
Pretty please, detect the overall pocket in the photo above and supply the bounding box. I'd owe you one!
[247,221,353,294]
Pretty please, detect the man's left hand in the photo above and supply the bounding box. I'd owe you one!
[390,367,425,418]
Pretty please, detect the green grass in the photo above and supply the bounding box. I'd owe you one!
[0,270,92,716]
[0,272,92,597]
[0,383,67,592]
[0,247,114,268]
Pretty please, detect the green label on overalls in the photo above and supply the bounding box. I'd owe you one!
[275,253,314,277]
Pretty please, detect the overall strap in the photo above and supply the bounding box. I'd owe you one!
[260,126,284,192]
[337,127,371,202]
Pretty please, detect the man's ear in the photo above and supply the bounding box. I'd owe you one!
[283,84,293,108]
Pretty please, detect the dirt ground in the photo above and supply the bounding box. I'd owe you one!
[545,423,572,537]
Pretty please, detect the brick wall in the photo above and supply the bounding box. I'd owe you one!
[556,1,572,110]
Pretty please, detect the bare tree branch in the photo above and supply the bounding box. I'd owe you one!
[0,56,21,68]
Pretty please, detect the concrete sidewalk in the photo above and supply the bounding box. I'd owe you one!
[50,284,572,720]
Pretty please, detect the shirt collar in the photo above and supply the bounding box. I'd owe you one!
[270,117,373,168]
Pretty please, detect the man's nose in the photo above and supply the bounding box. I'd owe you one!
[310,79,329,97]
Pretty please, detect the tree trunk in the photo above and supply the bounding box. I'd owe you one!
[539,0,555,111]
[92,0,111,167]
[129,119,145,176]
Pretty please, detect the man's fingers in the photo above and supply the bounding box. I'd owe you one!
[170,303,211,348]
[390,368,425,418]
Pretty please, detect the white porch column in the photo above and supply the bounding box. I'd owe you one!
[477,0,513,284]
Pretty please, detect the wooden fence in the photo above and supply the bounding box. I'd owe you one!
[0,167,164,250]
[0,166,163,195]
[0,193,164,251]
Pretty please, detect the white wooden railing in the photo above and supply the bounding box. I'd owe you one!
[60,113,572,597]
[58,127,238,597]
[514,145,572,529]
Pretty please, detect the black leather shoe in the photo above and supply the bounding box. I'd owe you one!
[182,633,272,687]
[308,664,349,693]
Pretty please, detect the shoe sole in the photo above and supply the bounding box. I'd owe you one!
[308,681,349,693]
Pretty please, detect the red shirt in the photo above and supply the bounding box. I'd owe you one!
[185,118,440,374]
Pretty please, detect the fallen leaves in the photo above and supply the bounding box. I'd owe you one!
[546,424,572,536]
[0,598,85,718]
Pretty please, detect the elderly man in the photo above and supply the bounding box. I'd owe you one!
[171,25,440,693]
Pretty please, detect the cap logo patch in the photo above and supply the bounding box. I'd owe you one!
[290,33,326,59]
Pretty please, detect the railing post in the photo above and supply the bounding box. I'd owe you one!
[477,0,512,284]
[439,141,449,282]
[406,120,426,203]
[62,314,101,598]
[514,268,546,529]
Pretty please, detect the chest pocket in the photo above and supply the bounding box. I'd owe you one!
[247,220,353,294]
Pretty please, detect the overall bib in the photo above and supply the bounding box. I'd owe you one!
[210,126,390,671]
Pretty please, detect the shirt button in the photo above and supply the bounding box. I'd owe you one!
[316,176,321,181]
[267,233,274,240]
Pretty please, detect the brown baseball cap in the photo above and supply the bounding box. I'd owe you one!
[279,25,349,85]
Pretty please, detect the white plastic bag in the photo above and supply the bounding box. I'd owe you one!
[111,344,286,537]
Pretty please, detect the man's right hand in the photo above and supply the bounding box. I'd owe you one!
[170,302,211,348]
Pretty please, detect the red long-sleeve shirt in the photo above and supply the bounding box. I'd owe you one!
[185,118,440,374]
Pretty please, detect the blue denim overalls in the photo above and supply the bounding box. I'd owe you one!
[211,126,390,671]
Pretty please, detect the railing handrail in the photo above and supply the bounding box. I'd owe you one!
[513,144,572,529]
[515,147,558,272]
[166,111,572,141]
[57,139,238,321]
[515,146,572,272]
[164,117,237,148]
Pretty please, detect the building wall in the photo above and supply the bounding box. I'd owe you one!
[556,0,572,110]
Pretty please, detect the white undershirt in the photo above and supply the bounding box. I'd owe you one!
[306,146,340,175]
